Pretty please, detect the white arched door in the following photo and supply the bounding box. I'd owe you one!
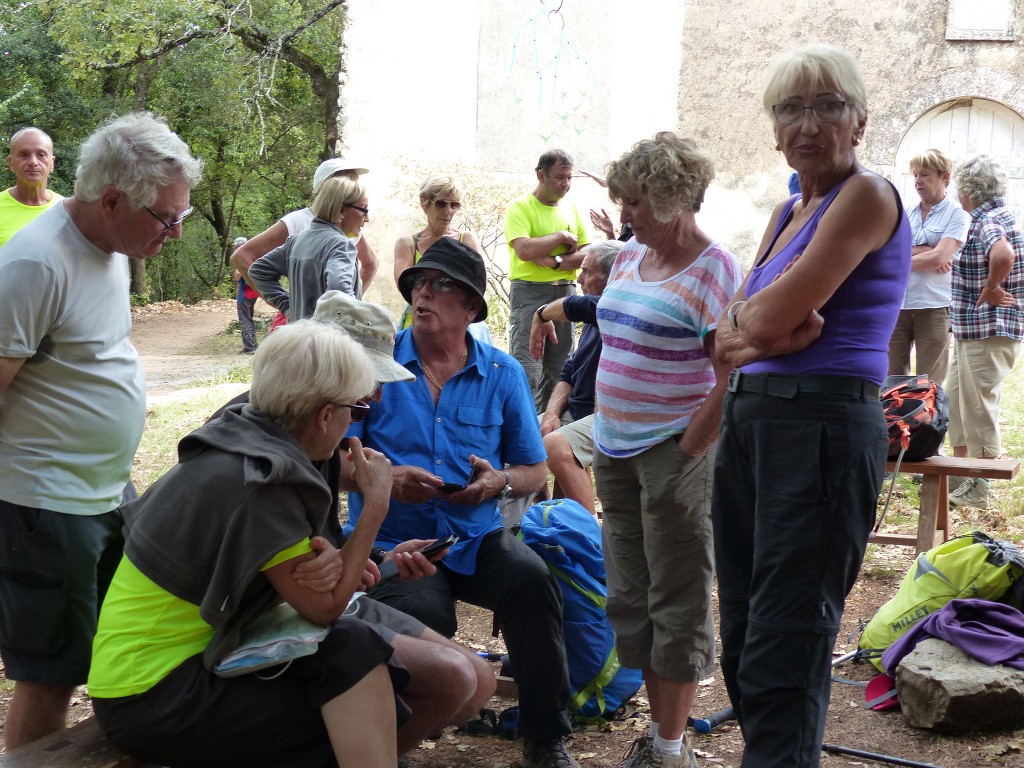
[893,98,1024,222]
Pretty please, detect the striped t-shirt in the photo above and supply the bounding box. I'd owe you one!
[593,240,742,458]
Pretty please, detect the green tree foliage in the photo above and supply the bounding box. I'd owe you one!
[1,0,347,302]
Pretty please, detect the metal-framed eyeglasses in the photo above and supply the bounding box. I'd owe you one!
[432,199,462,211]
[771,100,847,125]
[145,205,194,232]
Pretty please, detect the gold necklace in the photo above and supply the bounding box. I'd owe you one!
[421,348,467,390]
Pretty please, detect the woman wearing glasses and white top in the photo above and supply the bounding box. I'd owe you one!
[713,44,911,767]
[394,174,490,341]
[888,149,970,383]
[249,176,369,321]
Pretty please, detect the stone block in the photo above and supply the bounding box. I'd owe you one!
[896,638,1024,733]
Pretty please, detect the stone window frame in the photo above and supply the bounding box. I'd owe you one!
[946,0,1015,41]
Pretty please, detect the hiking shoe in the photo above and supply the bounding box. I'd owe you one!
[950,477,990,508]
[617,736,656,768]
[616,737,698,768]
[521,736,581,768]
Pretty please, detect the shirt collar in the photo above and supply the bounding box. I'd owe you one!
[972,196,1006,219]
[393,328,488,377]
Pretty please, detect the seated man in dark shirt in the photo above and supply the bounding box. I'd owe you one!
[530,240,621,515]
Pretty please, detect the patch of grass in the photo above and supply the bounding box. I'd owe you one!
[132,383,250,492]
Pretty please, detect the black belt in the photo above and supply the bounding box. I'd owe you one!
[727,371,880,401]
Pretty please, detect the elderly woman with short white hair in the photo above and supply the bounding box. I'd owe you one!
[714,44,911,767]
[946,154,1024,508]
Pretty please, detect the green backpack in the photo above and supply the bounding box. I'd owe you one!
[859,532,1024,671]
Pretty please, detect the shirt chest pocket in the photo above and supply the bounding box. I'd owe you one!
[445,404,504,465]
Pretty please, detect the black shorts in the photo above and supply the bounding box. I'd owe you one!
[0,501,124,685]
[93,618,409,767]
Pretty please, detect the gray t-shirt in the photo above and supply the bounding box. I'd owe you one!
[0,203,146,514]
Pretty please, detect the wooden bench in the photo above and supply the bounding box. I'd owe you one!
[875,455,1020,553]
[0,717,149,768]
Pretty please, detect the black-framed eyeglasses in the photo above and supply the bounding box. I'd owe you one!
[345,204,370,216]
[771,100,847,125]
[433,199,462,211]
[410,275,459,293]
[332,400,371,422]
[144,205,194,232]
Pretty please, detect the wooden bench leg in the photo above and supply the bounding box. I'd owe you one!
[916,476,948,553]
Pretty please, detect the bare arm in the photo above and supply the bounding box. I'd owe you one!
[265,438,392,625]
[590,208,615,239]
[529,297,569,359]
[393,235,415,289]
[460,230,483,254]
[977,237,1018,308]
[911,237,962,273]
[230,221,289,286]
[509,232,580,269]
[677,330,732,457]
[723,174,899,356]
[445,456,546,506]
[540,380,572,436]
[356,237,379,292]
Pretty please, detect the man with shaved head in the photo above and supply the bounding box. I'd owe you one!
[0,127,62,247]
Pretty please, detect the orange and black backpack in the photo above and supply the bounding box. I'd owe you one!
[881,374,949,463]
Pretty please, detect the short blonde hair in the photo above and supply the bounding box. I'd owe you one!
[419,174,463,205]
[954,154,1007,206]
[310,176,366,223]
[910,149,953,176]
[605,132,715,220]
[762,44,867,121]
[250,319,375,432]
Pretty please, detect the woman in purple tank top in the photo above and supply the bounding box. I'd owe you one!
[711,44,911,768]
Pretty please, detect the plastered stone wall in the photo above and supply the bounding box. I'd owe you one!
[342,0,1024,300]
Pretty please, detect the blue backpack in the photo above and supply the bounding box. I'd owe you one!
[518,498,644,723]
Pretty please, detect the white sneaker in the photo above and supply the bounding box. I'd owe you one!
[950,477,990,508]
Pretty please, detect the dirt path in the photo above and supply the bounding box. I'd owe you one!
[131,298,262,394]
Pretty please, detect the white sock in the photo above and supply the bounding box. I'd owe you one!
[654,735,683,757]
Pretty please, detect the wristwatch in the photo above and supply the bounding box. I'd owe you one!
[552,254,564,269]
[499,470,514,500]
[535,305,547,322]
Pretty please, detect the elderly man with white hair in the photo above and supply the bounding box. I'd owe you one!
[0,127,63,247]
[0,112,202,749]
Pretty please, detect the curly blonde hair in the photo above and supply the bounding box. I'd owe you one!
[605,132,715,221]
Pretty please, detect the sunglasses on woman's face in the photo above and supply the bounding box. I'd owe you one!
[332,401,370,422]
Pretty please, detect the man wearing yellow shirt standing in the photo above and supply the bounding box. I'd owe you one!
[0,128,62,247]
[504,149,590,411]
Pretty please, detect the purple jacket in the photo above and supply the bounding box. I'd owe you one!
[882,598,1024,675]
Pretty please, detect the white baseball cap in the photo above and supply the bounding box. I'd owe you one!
[313,291,414,383]
[313,158,370,193]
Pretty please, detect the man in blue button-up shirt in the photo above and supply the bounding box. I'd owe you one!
[344,238,581,768]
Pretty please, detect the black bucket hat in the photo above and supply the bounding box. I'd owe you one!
[398,238,488,323]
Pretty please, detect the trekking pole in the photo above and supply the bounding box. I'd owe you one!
[872,443,907,538]
[687,706,734,734]
[822,743,943,768]
[690,651,860,733]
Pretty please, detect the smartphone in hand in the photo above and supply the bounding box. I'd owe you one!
[377,535,460,582]
[439,465,483,493]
